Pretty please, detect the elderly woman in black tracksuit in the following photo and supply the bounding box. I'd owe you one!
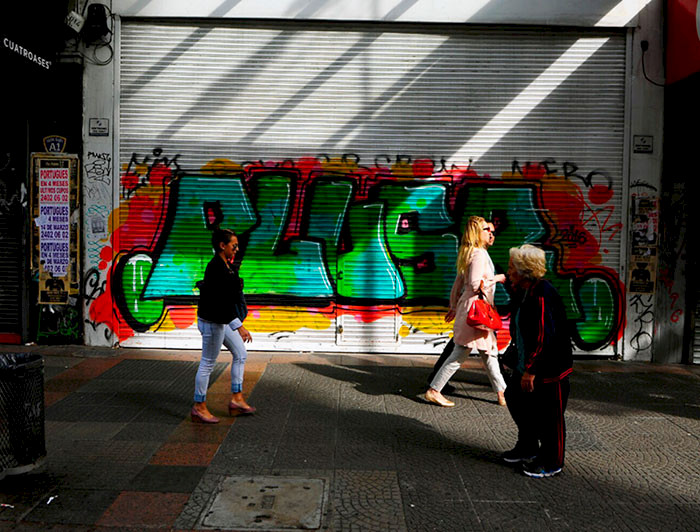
[500,244,573,478]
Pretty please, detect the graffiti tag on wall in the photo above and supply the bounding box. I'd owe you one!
[87,152,625,351]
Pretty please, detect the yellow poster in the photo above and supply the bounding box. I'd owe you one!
[31,154,80,304]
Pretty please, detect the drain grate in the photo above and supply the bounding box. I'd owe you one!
[200,476,326,530]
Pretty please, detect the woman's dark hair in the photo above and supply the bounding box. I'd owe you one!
[211,228,236,251]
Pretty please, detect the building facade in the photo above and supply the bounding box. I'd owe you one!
[7,1,688,361]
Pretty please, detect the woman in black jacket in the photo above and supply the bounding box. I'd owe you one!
[501,244,572,477]
[191,228,255,423]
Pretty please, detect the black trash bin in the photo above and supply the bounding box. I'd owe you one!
[0,353,46,480]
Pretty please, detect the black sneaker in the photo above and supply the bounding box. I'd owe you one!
[522,460,562,478]
[501,446,538,464]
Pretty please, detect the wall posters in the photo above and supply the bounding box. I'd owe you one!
[629,193,658,294]
[31,154,80,304]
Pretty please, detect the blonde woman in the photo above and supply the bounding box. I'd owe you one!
[425,216,506,407]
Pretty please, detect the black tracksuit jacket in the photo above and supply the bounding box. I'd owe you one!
[508,279,573,382]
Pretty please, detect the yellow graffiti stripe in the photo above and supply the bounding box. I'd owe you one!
[245,307,332,332]
[400,308,453,335]
[146,304,454,337]
[321,156,359,175]
[201,158,244,174]
[150,308,176,332]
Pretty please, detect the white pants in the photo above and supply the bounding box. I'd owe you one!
[430,343,506,393]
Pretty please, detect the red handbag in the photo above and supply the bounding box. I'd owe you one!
[466,283,502,331]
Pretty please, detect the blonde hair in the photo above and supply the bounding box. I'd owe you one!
[509,244,546,280]
[456,216,486,274]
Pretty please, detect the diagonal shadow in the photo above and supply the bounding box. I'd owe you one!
[151,0,428,145]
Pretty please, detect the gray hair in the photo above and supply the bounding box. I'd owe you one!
[509,244,546,280]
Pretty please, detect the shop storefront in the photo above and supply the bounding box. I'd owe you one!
[82,1,668,359]
[0,1,77,345]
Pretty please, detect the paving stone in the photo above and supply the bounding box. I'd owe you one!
[596,418,700,451]
[45,439,160,466]
[46,461,143,490]
[43,378,89,393]
[335,444,396,470]
[403,500,482,532]
[127,464,207,493]
[0,469,61,522]
[129,403,191,424]
[336,424,396,447]
[208,441,277,475]
[173,472,224,530]
[96,490,189,528]
[45,403,143,423]
[273,443,335,470]
[440,421,506,451]
[287,405,338,426]
[167,421,231,444]
[96,359,195,381]
[45,392,116,408]
[44,421,79,442]
[150,442,219,467]
[332,470,407,532]
[42,356,83,379]
[280,424,336,447]
[22,488,120,525]
[398,471,468,504]
[54,422,127,441]
[474,501,553,531]
[456,454,538,503]
[112,421,179,442]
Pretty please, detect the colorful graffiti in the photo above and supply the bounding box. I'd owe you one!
[87,151,625,351]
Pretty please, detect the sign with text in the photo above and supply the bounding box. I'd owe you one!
[31,154,80,304]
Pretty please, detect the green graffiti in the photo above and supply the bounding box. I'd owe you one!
[337,203,403,300]
[110,171,623,351]
[37,304,80,341]
[378,183,458,300]
[306,179,354,285]
[574,277,617,345]
[466,186,546,308]
[544,251,582,321]
[121,253,165,326]
[144,175,256,298]
[465,186,547,272]
[239,174,333,297]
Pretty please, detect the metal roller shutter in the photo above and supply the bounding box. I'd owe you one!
[117,19,627,352]
[694,291,700,364]
[0,195,23,342]
[0,138,25,343]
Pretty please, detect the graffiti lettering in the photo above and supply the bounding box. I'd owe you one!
[630,179,658,191]
[85,152,112,186]
[87,154,626,351]
[38,304,80,341]
[659,266,684,325]
[122,148,181,199]
[629,294,654,352]
[555,225,588,247]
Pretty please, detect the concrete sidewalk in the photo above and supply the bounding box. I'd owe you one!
[0,346,699,531]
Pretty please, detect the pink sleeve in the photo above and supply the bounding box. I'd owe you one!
[449,274,464,309]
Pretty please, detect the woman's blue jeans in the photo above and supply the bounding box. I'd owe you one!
[194,318,247,402]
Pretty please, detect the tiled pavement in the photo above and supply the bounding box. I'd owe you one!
[0,347,699,531]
